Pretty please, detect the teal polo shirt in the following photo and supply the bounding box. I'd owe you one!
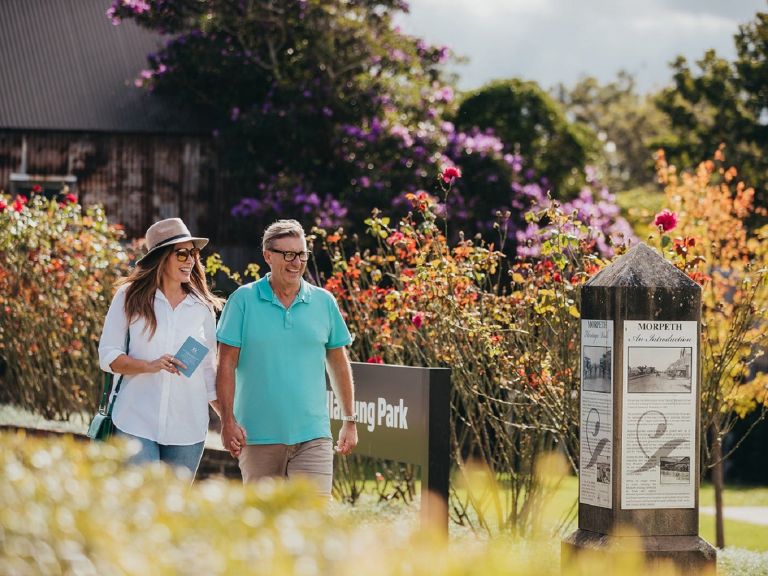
[216,274,353,445]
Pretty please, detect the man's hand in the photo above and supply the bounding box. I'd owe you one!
[221,418,247,458]
[335,421,358,455]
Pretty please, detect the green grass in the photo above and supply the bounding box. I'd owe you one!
[699,482,768,552]
[700,516,768,553]
[701,482,768,507]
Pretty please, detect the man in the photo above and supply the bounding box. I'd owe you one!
[216,219,358,496]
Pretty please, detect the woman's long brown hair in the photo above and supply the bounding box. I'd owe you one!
[118,246,224,339]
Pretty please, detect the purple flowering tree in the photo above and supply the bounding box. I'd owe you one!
[110,0,633,254]
[109,0,456,233]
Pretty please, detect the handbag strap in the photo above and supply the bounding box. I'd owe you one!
[100,330,131,416]
[98,371,113,411]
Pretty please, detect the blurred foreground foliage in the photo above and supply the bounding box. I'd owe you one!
[0,432,711,576]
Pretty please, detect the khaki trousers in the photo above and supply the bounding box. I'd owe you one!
[238,437,333,496]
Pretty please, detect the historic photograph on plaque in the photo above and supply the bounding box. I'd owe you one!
[621,320,697,509]
[660,456,691,485]
[580,319,613,509]
[583,346,612,393]
[627,347,692,394]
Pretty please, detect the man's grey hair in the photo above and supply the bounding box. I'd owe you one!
[262,219,306,252]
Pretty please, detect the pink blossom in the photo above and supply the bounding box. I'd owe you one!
[123,0,150,14]
[412,313,424,329]
[433,85,454,103]
[654,209,678,232]
[440,166,462,184]
[366,356,384,364]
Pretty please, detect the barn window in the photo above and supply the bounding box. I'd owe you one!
[9,173,77,201]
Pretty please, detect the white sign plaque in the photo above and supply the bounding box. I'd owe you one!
[580,319,614,508]
[621,320,697,509]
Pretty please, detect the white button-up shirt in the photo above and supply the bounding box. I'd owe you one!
[98,284,217,445]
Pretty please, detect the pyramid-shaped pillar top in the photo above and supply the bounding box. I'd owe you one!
[587,243,700,292]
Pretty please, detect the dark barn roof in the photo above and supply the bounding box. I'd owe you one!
[0,0,205,134]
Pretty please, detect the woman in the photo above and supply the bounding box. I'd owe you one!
[98,217,223,477]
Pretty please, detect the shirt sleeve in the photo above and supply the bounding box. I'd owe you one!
[216,288,245,348]
[326,292,353,349]
[202,308,218,401]
[98,285,129,373]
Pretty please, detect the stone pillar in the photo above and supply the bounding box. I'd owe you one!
[562,243,716,574]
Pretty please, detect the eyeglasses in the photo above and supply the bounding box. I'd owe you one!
[269,249,312,262]
[174,247,200,262]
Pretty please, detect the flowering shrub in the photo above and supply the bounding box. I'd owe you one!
[515,167,636,258]
[0,193,135,419]
[311,178,616,533]
[653,147,768,460]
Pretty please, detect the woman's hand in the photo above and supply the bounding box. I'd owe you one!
[146,354,186,375]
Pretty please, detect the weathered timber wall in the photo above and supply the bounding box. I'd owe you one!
[0,130,227,240]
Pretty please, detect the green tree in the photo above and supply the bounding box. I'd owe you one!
[554,72,670,192]
[454,78,598,195]
[655,11,768,204]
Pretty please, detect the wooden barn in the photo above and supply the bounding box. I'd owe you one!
[0,0,234,245]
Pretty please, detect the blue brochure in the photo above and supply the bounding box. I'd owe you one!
[174,336,210,378]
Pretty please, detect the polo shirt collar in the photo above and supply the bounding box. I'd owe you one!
[258,273,312,305]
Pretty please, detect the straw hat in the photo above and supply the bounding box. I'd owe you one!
[137,218,208,263]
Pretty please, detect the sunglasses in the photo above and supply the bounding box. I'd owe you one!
[174,247,200,262]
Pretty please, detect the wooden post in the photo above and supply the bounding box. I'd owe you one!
[562,243,716,574]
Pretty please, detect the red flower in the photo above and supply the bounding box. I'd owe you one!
[11,195,27,212]
[440,166,462,184]
[31,184,43,194]
[63,193,77,204]
[411,312,424,328]
[653,209,678,232]
[0,199,6,212]
[366,356,384,364]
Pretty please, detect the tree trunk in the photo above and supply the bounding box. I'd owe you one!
[713,429,725,549]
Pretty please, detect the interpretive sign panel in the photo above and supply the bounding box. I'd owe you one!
[580,319,614,508]
[326,362,451,531]
[621,320,697,509]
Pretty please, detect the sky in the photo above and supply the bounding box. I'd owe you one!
[396,0,766,93]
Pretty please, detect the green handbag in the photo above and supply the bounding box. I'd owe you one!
[87,332,129,442]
